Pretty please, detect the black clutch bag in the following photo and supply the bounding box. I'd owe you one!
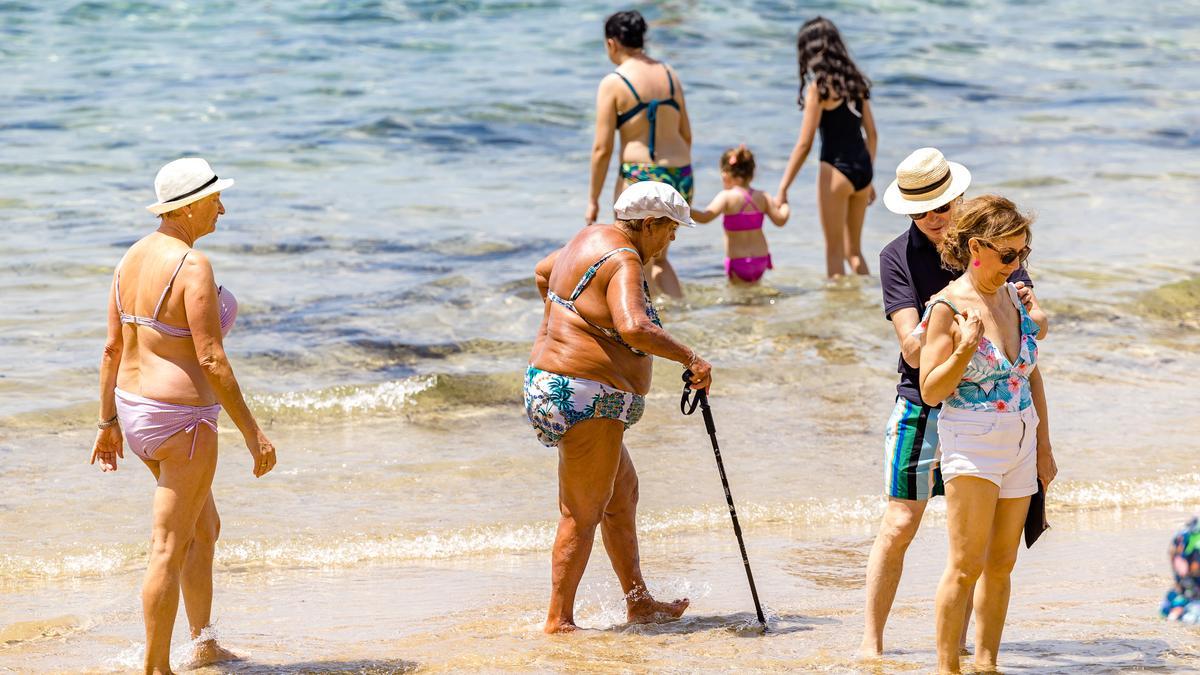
[1024,480,1049,548]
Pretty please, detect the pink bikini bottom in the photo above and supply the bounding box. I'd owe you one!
[725,255,773,283]
[114,388,220,461]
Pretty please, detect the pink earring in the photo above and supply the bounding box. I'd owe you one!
[972,259,981,267]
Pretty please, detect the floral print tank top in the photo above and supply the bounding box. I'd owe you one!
[913,283,1039,412]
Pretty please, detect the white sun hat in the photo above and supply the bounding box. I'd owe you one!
[883,147,971,215]
[146,158,234,215]
[614,181,696,227]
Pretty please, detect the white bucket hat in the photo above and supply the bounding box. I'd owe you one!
[614,181,696,228]
[883,148,971,215]
[146,158,234,215]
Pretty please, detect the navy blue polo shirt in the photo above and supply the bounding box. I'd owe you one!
[879,222,1032,406]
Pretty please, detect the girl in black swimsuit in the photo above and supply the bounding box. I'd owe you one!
[775,16,878,278]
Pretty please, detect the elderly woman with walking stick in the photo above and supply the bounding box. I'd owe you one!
[524,181,712,633]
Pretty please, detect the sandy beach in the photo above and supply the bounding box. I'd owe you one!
[2,1,1199,672]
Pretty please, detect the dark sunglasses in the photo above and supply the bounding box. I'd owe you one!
[912,196,962,221]
[978,239,1032,265]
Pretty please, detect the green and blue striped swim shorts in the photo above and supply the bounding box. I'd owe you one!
[883,396,945,501]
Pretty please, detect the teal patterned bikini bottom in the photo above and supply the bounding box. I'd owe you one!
[523,366,645,447]
[620,162,694,204]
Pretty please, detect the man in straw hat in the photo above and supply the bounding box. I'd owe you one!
[859,147,1050,657]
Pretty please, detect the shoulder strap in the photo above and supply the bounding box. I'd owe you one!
[926,297,962,317]
[1004,283,1023,311]
[566,248,639,301]
[664,65,676,99]
[113,272,125,314]
[613,71,642,102]
[151,251,192,319]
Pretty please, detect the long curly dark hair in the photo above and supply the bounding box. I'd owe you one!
[796,17,871,108]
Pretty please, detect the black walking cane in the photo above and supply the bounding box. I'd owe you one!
[681,370,768,631]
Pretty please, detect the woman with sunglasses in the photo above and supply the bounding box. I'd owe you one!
[915,194,1057,673]
[861,148,1050,659]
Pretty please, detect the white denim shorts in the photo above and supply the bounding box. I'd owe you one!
[936,405,1039,499]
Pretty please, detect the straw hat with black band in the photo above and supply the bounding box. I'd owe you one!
[883,147,971,216]
[146,158,234,215]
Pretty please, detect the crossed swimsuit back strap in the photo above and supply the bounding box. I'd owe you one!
[115,251,194,337]
[737,188,760,214]
[723,188,765,232]
[613,64,680,161]
[546,247,649,356]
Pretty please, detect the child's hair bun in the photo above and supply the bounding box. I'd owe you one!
[720,144,756,181]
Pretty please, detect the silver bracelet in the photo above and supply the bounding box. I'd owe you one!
[97,413,119,430]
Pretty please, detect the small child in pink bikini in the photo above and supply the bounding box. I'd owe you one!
[693,146,790,283]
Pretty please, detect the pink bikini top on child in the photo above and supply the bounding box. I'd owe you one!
[722,188,764,232]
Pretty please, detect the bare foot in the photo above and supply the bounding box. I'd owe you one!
[543,618,581,634]
[857,643,883,661]
[180,640,240,670]
[627,597,689,624]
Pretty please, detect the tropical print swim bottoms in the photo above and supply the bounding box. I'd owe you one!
[1162,516,1200,624]
[620,162,694,204]
[524,365,645,447]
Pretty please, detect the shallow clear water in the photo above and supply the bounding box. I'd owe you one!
[1,1,1199,672]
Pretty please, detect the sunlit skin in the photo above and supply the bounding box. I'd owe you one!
[918,231,1058,674]
[860,196,1053,660]
[776,84,878,278]
[91,190,278,674]
[859,195,969,659]
[530,216,711,633]
[692,167,790,273]
[587,36,693,298]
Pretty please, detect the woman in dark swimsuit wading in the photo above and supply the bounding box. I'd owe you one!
[776,16,878,279]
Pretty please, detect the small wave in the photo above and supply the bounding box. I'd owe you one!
[992,176,1071,189]
[1134,276,1200,325]
[248,371,522,422]
[347,115,530,152]
[0,614,89,645]
[7,475,1195,581]
[249,376,438,418]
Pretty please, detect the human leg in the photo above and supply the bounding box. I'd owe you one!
[179,489,239,668]
[141,428,219,674]
[973,495,1031,669]
[647,243,684,299]
[845,185,871,275]
[935,476,999,674]
[860,497,928,657]
[817,162,855,278]
[545,419,625,633]
[618,163,689,299]
[600,444,689,624]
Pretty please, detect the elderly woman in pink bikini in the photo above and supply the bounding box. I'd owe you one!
[90,158,277,674]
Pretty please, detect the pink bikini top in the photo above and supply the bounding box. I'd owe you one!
[115,250,237,338]
[722,188,764,232]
